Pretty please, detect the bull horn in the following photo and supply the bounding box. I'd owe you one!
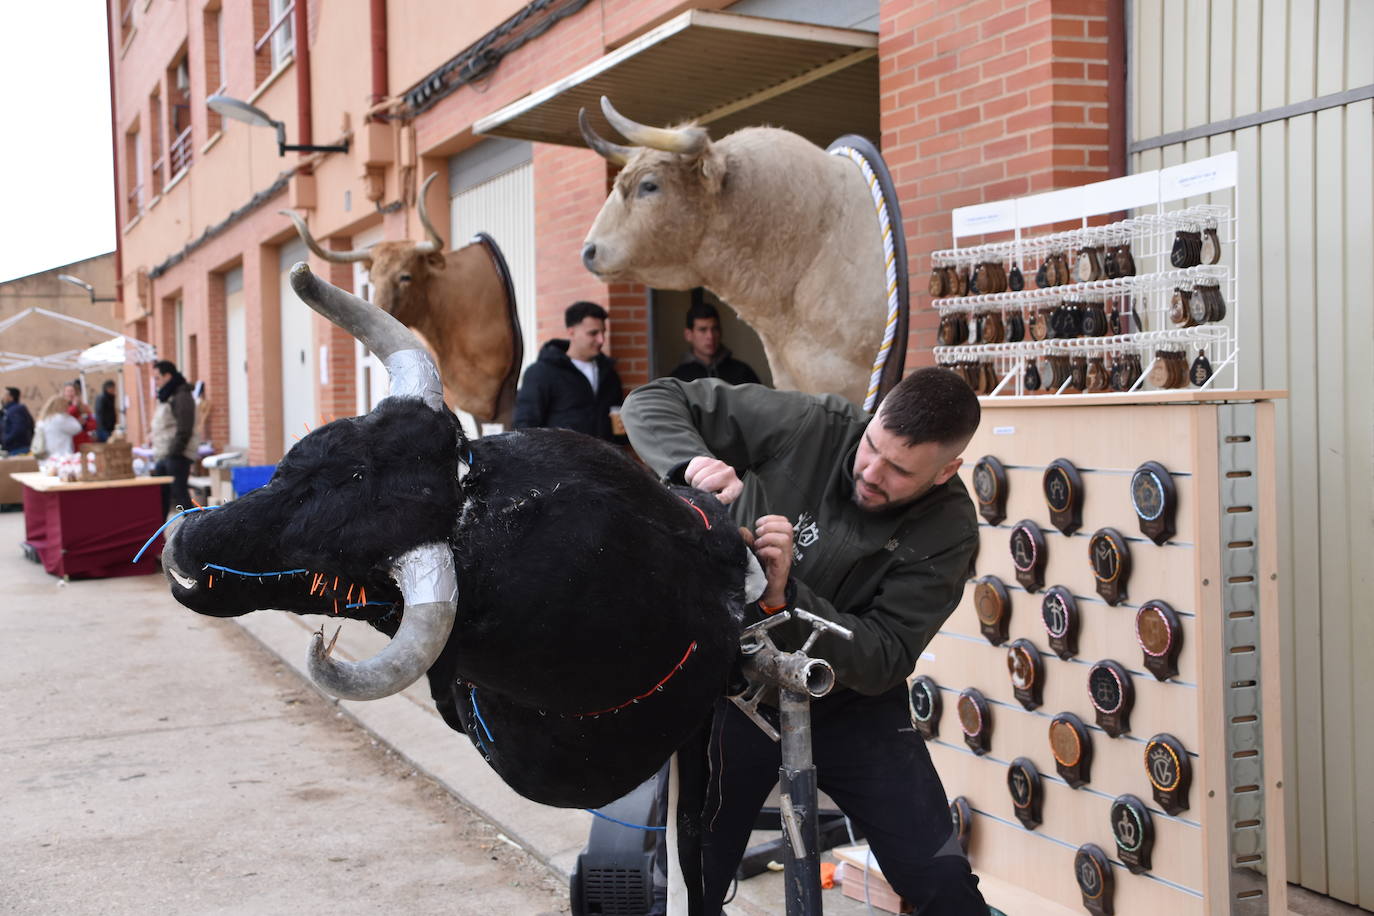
[414,172,445,254]
[600,96,706,156]
[579,107,633,166]
[279,209,373,263]
[306,543,458,701]
[289,262,444,411]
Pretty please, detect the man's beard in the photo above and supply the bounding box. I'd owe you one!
[850,475,929,513]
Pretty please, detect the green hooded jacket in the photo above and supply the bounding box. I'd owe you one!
[622,378,978,697]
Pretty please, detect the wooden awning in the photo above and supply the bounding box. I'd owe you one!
[473,9,878,149]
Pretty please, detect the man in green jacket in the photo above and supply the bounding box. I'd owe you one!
[623,367,986,914]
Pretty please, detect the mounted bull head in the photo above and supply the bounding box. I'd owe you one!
[159,264,759,808]
[580,97,891,406]
[281,172,522,426]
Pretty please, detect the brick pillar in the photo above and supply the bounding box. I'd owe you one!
[204,271,229,449]
[318,250,358,422]
[532,144,613,338]
[880,0,1112,367]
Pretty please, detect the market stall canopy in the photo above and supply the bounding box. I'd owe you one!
[0,307,152,374]
[473,9,878,150]
[78,335,157,370]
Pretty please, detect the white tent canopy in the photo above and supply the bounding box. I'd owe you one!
[78,335,157,370]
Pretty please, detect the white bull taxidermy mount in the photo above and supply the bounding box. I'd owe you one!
[580,97,905,407]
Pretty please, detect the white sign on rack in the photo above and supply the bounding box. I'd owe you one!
[1159,151,1238,203]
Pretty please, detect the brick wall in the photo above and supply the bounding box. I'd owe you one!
[879,0,1112,367]
[316,252,358,423]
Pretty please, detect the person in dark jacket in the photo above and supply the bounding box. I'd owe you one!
[150,360,197,516]
[668,301,760,386]
[623,368,987,915]
[93,380,118,442]
[514,301,625,441]
[1,387,35,454]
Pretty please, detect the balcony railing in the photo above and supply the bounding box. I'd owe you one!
[151,154,165,196]
[126,182,144,218]
[169,126,193,178]
[255,2,295,74]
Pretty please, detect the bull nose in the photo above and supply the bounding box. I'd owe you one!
[581,241,597,271]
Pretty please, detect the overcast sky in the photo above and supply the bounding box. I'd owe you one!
[0,2,116,284]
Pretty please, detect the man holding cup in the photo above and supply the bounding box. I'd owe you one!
[514,300,626,442]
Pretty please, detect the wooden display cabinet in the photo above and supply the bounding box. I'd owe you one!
[918,391,1286,914]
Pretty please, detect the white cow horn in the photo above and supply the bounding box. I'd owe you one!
[579,108,633,166]
[279,209,373,263]
[288,262,444,411]
[600,97,706,157]
[306,543,458,700]
[415,172,445,254]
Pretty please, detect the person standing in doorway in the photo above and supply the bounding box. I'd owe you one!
[514,301,625,441]
[1,387,35,455]
[668,301,761,386]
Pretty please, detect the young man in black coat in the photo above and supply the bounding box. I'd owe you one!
[514,301,625,441]
[1,387,35,454]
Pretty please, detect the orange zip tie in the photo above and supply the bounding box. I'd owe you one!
[332,576,339,592]
[333,599,339,615]
[191,495,203,508]
[359,587,366,605]
[346,584,354,602]
[311,572,323,594]
[207,575,214,589]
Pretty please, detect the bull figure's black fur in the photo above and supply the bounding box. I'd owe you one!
[164,397,746,808]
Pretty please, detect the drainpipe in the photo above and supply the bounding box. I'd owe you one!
[294,0,312,166]
[105,0,123,306]
[370,0,387,106]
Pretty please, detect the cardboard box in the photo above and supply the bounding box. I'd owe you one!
[833,845,911,914]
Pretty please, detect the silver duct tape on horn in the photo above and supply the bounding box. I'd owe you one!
[306,542,458,701]
[289,262,445,411]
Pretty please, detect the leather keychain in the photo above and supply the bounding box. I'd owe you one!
[1070,356,1088,391]
[929,268,946,298]
[1102,246,1120,279]
[1189,349,1213,386]
[1036,260,1050,289]
[1029,308,1050,341]
[1188,284,1211,325]
[983,311,1006,344]
[1024,360,1042,392]
[1044,255,1060,287]
[1008,264,1025,291]
[1116,243,1136,276]
[1007,311,1026,342]
[1202,227,1221,264]
[1082,301,1108,337]
[1086,357,1109,392]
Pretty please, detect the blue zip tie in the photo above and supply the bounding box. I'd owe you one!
[132,506,217,564]
[344,601,393,608]
[204,563,309,579]
[585,809,665,832]
[470,687,495,744]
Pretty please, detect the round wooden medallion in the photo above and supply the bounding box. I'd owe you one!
[1049,716,1083,767]
[1145,737,1184,793]
[957,691,984,736]
[974,578,1008,626]
[1088,661,1128,714]
[1007,643,1036,690]
[1136,602,1177,657]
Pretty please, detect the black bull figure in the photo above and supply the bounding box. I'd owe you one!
[160,263,759,809]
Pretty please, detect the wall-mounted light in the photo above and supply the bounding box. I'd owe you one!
[57,274,115,304]
[207,94,349,157]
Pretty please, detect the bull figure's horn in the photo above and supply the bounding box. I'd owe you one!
[600,97,706,157]
[414,172,445,254]
[279,210,373,263]
[579,108,633,166]
[289,262,445,411]
[306,543,458,700]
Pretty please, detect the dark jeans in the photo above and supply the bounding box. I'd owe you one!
[699,687,986,915]
[154,454,193,516]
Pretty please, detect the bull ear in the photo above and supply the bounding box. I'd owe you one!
[696,144,726,194]
[426,251,446,270]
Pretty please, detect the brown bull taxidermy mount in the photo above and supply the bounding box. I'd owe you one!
[581,97,909,407]
[280,172,522,426]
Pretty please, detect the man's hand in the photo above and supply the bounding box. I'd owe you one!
[685,456,743,505]
[751,514,793,608]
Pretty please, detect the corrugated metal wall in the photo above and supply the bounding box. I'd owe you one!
[1130,1,1373,906]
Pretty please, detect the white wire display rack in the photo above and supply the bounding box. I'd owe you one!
[928,199,1239,397]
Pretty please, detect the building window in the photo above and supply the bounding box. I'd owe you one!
[253,0,294,85]
[124,122,143,220]
[166,49,193,178]
[203,2,224,134]
[148,88,164,196]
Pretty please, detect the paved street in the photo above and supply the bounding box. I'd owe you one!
[0,511,566,916]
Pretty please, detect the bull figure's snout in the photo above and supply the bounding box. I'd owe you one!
[581,241,598,272]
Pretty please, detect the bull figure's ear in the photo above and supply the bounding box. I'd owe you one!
[696,144,725,195]
[425,251,446,270]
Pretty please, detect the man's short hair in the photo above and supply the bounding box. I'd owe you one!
[878,367,981,447]
[103,380,116,392]
[153,359,178,375]
[684,301,720,329]
[565,301,607,328]
[5,387,19,401]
